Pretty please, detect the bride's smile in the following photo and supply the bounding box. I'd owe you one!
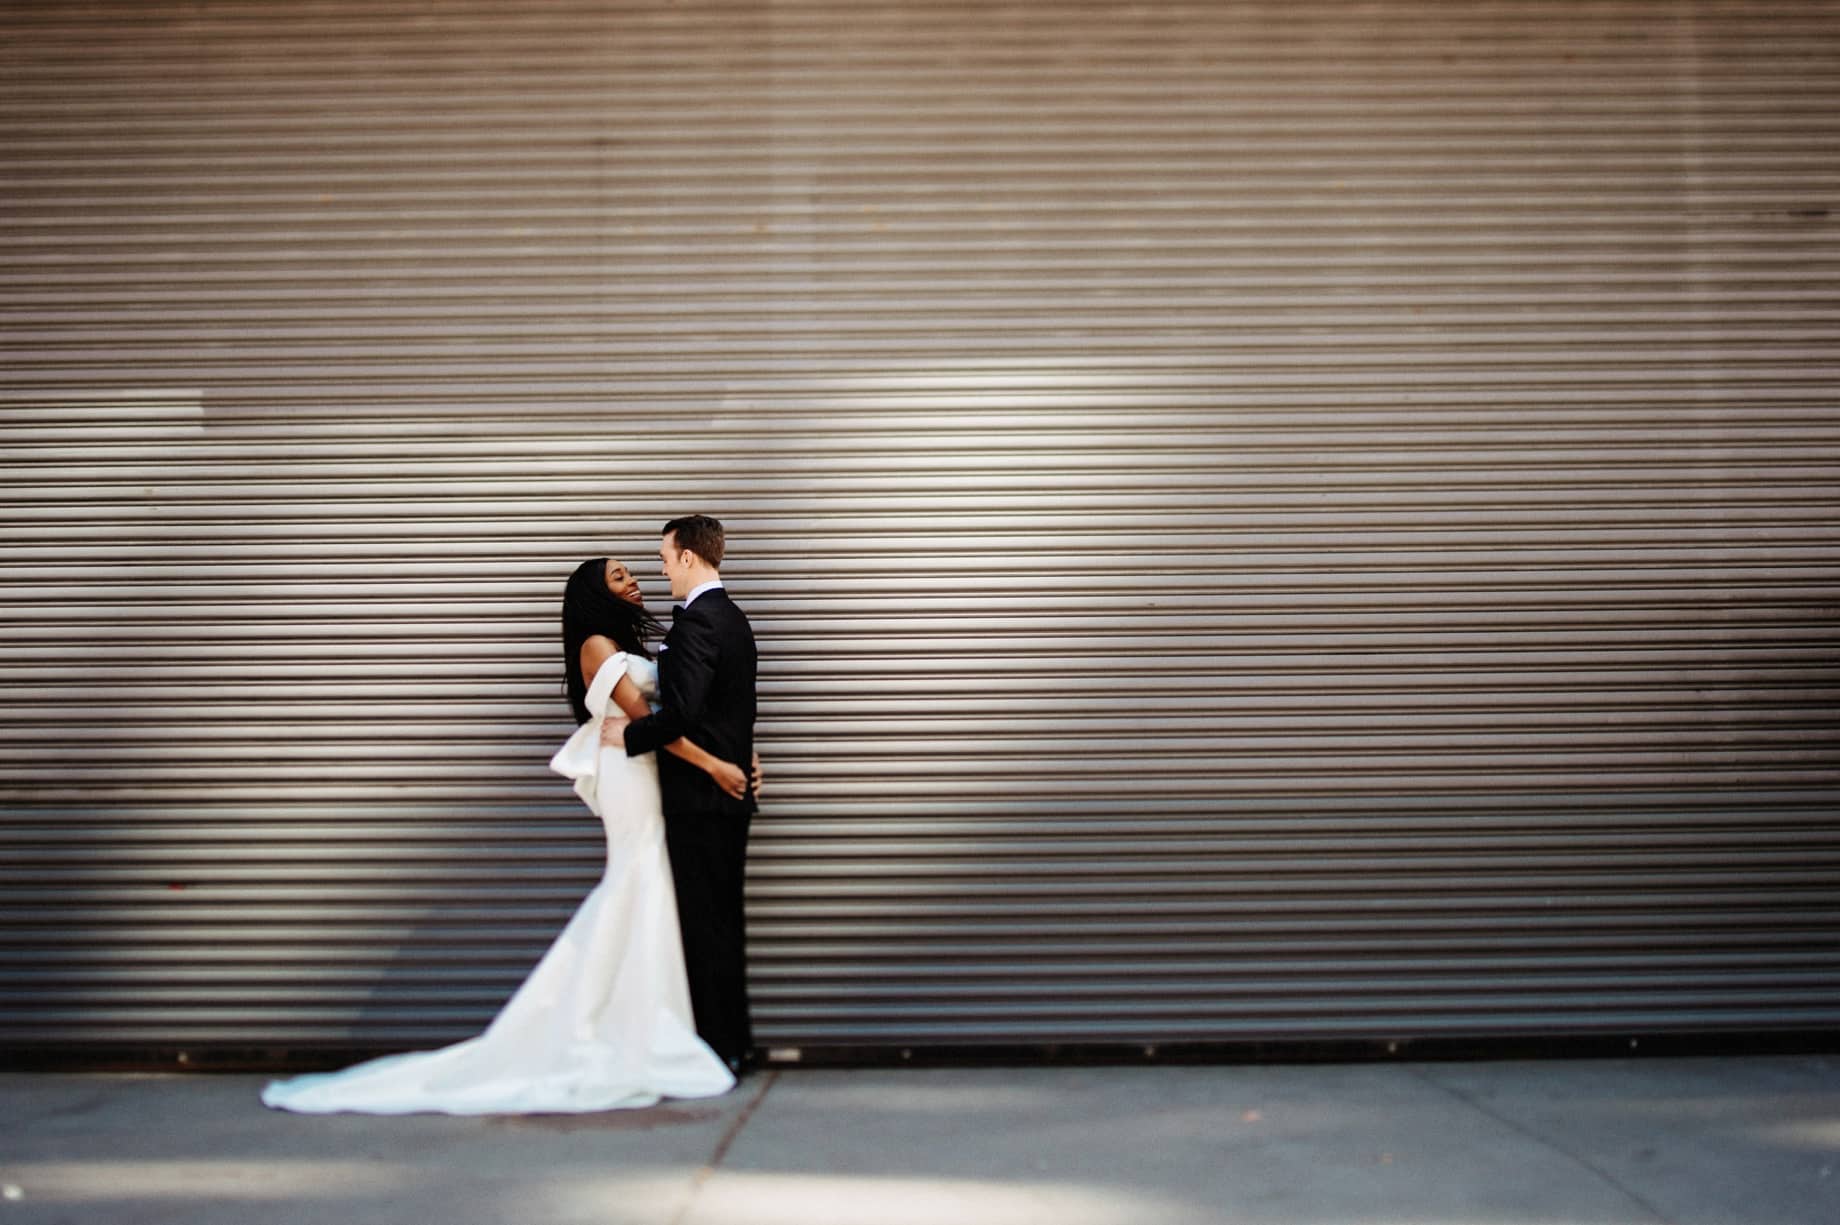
[604,560,645,606]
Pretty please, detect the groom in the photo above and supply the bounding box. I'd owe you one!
[605,514,758,1074]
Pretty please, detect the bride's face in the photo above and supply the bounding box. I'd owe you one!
[603,560,644,606]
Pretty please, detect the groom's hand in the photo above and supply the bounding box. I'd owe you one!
[599,713,629,750]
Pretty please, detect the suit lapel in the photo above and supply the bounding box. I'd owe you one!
[658,609,684,679]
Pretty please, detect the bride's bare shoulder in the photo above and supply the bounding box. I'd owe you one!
[578,635,624,686]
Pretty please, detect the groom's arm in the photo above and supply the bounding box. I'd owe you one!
[623,610,720,758]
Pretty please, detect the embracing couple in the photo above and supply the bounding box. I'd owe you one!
[264,515,759,1114]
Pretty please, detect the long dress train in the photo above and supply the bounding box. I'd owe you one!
[260,652,734,1114]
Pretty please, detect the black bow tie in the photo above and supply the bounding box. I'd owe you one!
[671,604,685,614]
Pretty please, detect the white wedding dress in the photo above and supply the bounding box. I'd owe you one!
[261,652,735,1114]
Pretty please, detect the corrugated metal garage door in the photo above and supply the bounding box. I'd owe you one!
[2,0,1838,1059]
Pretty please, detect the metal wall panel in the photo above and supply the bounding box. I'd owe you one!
[2,1,1837,1056]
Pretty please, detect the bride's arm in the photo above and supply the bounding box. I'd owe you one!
[666,738,747,801]
[602,674,748,800]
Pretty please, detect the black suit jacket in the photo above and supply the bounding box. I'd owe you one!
[624,587,757,818]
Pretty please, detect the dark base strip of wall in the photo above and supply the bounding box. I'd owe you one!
[4,1030,1836,1074]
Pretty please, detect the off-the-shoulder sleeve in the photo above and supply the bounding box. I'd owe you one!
[547,651,628,814]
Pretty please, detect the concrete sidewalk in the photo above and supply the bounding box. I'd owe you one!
[3,1056,1836,1224]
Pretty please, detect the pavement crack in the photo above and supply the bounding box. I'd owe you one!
[1408,1066,1676,1225]
[667,1070,777,1225]
[0,1089,113,1135]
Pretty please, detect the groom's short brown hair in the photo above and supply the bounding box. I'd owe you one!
[663,514,725,568]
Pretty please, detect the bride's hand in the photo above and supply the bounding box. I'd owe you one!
[709,759,748,801]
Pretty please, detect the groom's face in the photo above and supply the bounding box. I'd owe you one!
[660,531,694,599]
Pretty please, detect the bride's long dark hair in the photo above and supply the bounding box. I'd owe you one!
[561,557,662,724]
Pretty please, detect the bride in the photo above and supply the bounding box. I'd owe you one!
[261,558,741,1114]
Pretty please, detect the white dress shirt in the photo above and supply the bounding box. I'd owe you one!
[682,578,725,608]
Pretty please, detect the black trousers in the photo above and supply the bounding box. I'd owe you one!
[663,809,753,1063]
